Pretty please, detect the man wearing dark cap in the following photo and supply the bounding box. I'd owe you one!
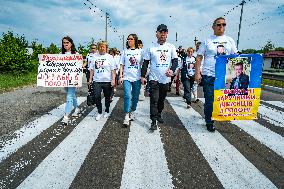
[141,24,179,131]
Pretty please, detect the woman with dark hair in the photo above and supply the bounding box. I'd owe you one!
[61,36,80,125]
[119,34,143,127]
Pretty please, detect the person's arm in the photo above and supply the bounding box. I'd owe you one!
[89,69,94,85]
[119,64,124,84]
[141,59,150,85]
[195,55,203,83]
[111,70,116,87]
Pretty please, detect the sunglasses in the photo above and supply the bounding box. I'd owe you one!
[91,48,96,49]
[127,38,134,40]
[215,23,226,27]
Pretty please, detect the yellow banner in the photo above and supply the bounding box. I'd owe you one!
[212,88,261,121]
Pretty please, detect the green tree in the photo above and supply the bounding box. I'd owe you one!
[77,44,89,56]
[31,41,46,61]
[46,43,60,54]
[275,47,284,51]
[262,40,275,53]
[0,31,34,73]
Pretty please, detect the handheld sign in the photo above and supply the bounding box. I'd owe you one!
[37,54,83,87]
[212,54,263,121]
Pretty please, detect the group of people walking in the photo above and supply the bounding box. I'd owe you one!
[60,16,238,132]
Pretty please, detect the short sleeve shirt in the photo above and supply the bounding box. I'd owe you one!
[144,42,178,84]
[90,53,116,82]
[120,49,143,82]
[197,35,238,77]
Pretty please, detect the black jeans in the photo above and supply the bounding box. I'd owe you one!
[149,80,168,121]
[93,82,112,114]
[182,77,194,104]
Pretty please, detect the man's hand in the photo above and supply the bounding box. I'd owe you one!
[165,69,174,77]
[195,72,202,84]
[141,77,147,85]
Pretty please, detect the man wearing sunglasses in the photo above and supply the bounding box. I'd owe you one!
[141,24,178,131]
[84,44,97,82]
[195,17,238,132]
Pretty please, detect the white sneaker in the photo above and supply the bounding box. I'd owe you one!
[129,112,135,121]
[123,113,130,127]
[104,112,110,118]
[95,113,102,121]
[72,108,80,117]
[61,115,69,125]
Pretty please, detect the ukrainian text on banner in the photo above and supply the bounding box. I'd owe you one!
[37,54,83,87]
[212,54,263,121]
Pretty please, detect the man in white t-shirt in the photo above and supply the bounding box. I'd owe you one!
[84,44,97,82]
[195,17,238,132]
[141,24,178,131]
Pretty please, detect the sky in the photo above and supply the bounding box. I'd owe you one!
[0,0,283,51]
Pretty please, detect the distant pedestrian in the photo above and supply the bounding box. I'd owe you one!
[141,24,178,131]
[61,36,80,125]
[175,47,197,108]
[195,17,238,132]
[88,41,116,121]
[119,34,143,127]
[84,44,97,82]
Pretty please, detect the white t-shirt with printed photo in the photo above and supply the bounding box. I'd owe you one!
[183,56,196,77]
[120,49,143,82]
[197,34,238,77]
[144,42,178,84]
[90,53,116,82]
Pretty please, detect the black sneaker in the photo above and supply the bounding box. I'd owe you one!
[149,120,158,131]
[157,116,164,123]
[206,123,215,132]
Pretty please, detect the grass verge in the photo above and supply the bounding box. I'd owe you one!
[0,69,37,93]
[262,79,284,88]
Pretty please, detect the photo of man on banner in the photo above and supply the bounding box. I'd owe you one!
[213,54,263,121]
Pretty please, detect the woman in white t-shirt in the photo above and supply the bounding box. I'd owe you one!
[119,34,143,127]
[61,36,80,125]
[88,41,116,121]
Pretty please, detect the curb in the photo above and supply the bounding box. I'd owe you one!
[262,85,284,94]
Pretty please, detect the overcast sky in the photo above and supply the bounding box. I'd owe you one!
[0,0,283,51]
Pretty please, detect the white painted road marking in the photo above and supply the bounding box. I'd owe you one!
[168,97,277,189]
[0,97,86,163]
[120,98,174,189]
[17,98,119,189]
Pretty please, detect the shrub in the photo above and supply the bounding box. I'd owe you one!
[0,31,34,73]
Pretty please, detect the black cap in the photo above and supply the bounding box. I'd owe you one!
[156,24,168,32]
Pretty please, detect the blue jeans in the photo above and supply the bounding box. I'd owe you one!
[123,80,141,113]
[202,75,215,124]
[65,87,78,115]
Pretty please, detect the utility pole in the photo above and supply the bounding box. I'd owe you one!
[194,37,198,46]
[175,32,177,43]
[237,0,246,49]
[105,12,109,43]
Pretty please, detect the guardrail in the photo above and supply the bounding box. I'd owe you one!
[262,72,284,82]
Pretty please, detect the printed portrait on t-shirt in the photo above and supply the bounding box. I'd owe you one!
[217,45,226,55]
[160,52,167,63]
[129,56,138,66]
[95,59,104,69]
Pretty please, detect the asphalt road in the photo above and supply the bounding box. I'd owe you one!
[0,82,283,189]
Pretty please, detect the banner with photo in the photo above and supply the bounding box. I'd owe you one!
[37,54,83,87]
[212,54,263,121]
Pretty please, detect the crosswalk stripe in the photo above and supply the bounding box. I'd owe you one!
[262,100,284,109]
[0,97,86,163]
[17,97,119,189]
[198,98,284,157]
[258,105,284,127]
[120,98,173,189]
[167,97,277,189]
[231,120,284,158]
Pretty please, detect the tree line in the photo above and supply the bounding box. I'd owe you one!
[0,31,283,74]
